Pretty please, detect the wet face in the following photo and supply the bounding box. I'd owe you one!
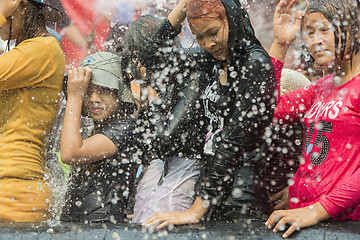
[303,12,336,67]
[83,84,120,122]
[189,13,229,61]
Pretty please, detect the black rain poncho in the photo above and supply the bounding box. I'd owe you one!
[139,0,277,219]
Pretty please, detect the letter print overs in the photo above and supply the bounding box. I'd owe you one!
[275,74,360,220]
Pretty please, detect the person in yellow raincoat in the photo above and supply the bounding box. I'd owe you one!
[0,0,65,222]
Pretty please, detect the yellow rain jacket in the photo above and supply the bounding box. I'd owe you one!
[0,15,65,222]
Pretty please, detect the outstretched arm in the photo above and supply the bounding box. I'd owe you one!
[60,67,118,165]
[269,0,302,61]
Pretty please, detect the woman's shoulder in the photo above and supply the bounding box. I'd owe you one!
[245,48,273,65]
[97,117,139,149]
[101,117,137,131]
[19,35,61,54]
[234,48,274,76]
[229,47,273,71]
[17,35,64,61]
[21,35,60,46]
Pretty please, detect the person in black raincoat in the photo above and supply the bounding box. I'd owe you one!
[137,0,277,228]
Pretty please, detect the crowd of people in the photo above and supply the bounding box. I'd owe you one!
[0,0,359,238]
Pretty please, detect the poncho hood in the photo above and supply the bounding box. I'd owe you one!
[221,0,263,65]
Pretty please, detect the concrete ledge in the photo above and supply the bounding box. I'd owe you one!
[0,220,359,239]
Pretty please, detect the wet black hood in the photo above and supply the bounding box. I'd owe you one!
[221,0,263,65]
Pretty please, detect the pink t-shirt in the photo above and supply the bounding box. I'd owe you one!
[60,0,110,69]
[272,58,360,220]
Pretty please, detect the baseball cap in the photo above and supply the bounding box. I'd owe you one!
[80,52,135,105]
[28,0,63,22]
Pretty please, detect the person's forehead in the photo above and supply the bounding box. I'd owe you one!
[189,17,222,34]
[304,12,330,26]
[88,84,110,92]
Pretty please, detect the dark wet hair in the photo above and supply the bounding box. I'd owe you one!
[7,0,46,49]
[301,0,360,75]
[187,0,227,21]
[121,15,181,84]
[121,15,163,84]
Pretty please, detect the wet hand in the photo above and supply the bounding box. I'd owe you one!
[142,210,200,230]
[273,0,302,46]
[270,187,289,210]
[265,202,331,238]
[67,67,92,98]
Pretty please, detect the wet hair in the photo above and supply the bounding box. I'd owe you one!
[187,0,227,21]
[301,0,360,75]
[121,15,182,84]
[121,15,163,84]
[7,0,46,49]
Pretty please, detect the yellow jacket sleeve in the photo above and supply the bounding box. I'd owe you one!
[0,36,62,90]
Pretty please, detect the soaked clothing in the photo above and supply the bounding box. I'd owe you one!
[265,68,311,194]
[61,118,139,223]
[131,68,205,223]
[274,62,360,220]
[265,122,302,195]
[145,73,206,161]
[0,14,65,222]
[139,0,276,217]
[132,158,202,223]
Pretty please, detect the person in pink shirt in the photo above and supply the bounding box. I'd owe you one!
[60,0,110,69]
[265,0,360,238]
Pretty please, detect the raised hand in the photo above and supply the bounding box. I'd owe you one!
[67,67,92,98]
[273,0,302,46]
[168,0,189,29]
[269,0,302,61]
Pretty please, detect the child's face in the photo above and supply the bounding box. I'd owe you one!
[303,12,336,67]
[83,84,120,122]
[189,13,229,61]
